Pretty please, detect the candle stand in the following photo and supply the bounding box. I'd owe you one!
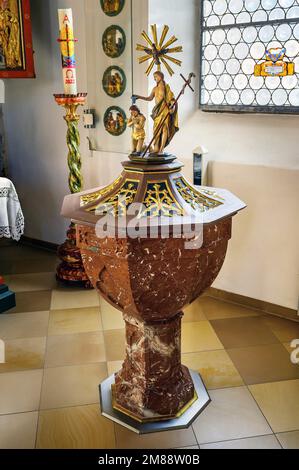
[54,93,91,288]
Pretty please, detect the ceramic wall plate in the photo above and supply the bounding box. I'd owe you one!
[100,0,125,17]
[102,25,126,58]
[102,66,126,98]
[104,106,127,136]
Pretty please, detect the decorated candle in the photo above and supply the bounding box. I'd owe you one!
[58,9,77,95]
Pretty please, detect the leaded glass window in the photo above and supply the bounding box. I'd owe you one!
[199,0,299,113]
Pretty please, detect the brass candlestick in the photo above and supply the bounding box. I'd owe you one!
[54,93,92,288]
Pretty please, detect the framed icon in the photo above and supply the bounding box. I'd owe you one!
[102,25,126,59]
[0,0,35,78]
[102,66,126,98]
[104,106,127,136]
[100,0,125,17]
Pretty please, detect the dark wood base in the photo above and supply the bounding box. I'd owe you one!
[56,223,93,289]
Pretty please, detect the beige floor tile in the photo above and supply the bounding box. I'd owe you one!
[177,446,199,449]
[5,272,56,292]
[201,435,281,449]
[48,307,102,336]
[249,379,299,433]
[210,316,278,349]
[107,360,123,376]
[45,332,106,368]
[0,311,49,340]
[8,258,58,275]
[9,291,52,314]
[283,341,294,354]
[100,297,124,330]
[40,363,107,410]
[182,350,244,390]
[0,337,46,373]
[276,430,299,449]
[0,244,56,261]
[182,300,206,323]
[0,260,15,275]
[199,297,260,321]
[192,386,272,444]
[0,238,14,247]
[115,424,197,449]
[51,288,99,310]
[0,369,43,415]
[285,341,299,364]
[36,404,115,449]
[182,322,223,354]
[1,247,57,275]
[227,343,299,385]
[261,315,299,343]
[0,412,38,449]
[104,329,126,361]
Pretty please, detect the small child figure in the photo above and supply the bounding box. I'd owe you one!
[127,105,146,154]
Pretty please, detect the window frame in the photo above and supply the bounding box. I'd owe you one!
[199,0,299,114]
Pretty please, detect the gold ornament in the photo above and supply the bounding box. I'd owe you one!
[141,181,184,217]
[136,24,183,76]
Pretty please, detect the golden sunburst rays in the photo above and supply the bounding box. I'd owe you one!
[136,24,183,76]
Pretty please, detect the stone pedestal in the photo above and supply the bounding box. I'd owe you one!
[61,154,246,432]
[114,312,194,421]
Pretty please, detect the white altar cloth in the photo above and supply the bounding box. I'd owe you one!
[0,178,24,241]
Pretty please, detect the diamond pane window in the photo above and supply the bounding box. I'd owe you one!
[199,0,299,113]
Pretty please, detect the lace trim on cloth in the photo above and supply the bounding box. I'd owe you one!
[0,208,25,241]
[0,188,10,198]
[0,178,25,241]
[0,187,19,202]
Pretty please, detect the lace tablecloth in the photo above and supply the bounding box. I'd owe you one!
[0,177,24,241]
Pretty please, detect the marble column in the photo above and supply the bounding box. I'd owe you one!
[114,312,194,420]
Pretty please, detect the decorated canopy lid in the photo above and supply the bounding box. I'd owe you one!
[61,156,246,229]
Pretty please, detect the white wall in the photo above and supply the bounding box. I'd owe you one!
[210,162,299,310]
[82,0,149,190]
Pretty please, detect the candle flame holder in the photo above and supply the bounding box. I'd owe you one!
[54,92,92,288]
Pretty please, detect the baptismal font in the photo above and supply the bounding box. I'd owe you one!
[61,25,246,433]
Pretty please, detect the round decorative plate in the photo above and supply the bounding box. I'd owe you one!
[102,25,126,58]
[104,106,127,136]
[102,66,126,98]
[100,0,125,17]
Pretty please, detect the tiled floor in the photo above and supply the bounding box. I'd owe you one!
[0,240,299,449]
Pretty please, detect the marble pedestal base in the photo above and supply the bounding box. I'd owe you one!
[99,369,210,434]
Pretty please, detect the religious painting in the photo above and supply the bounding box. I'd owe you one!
[100,0,125,17]
[102,25,126,58]
[102,66,126,98]
[104,106,127,136]
[0,0,35,78]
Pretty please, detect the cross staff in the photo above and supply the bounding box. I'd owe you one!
[142,72,196,157]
